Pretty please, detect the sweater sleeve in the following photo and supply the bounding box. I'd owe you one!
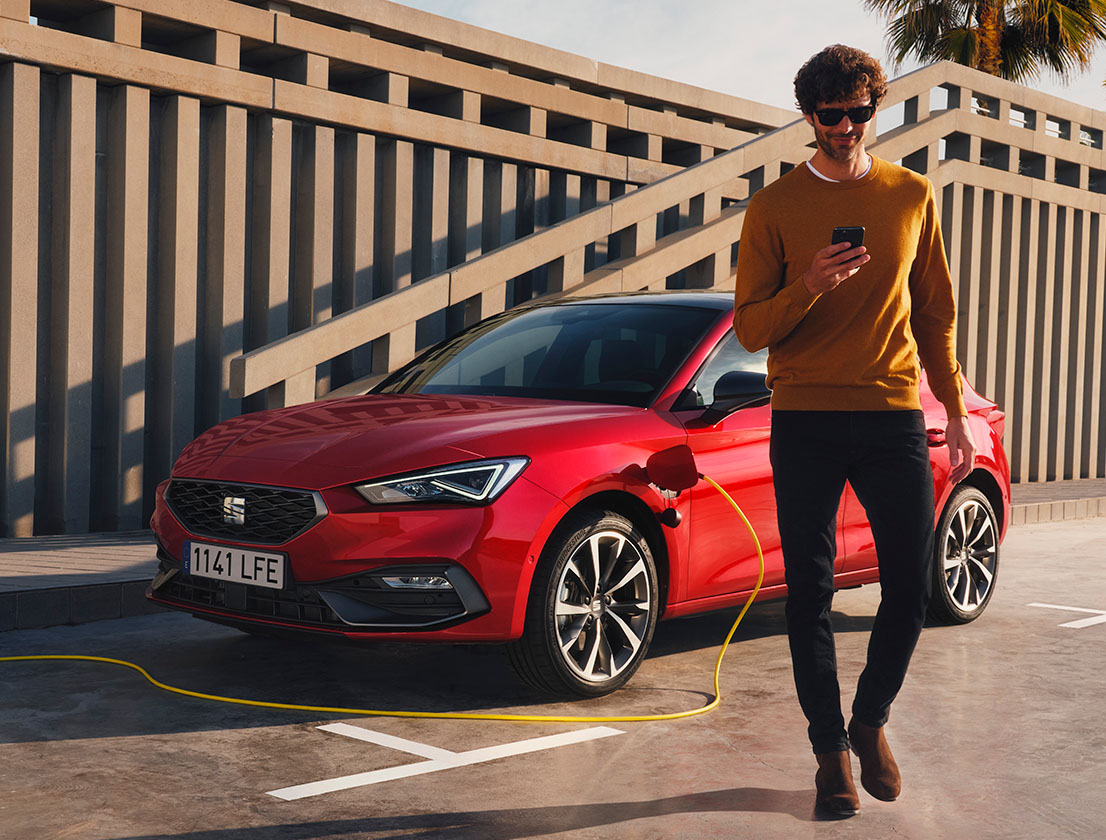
[908,181,967,417]
[732,193,819,352]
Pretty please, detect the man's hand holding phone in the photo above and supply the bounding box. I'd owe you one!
[802,227,869,295]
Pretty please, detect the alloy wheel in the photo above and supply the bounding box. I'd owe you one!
[553,530,653,683]
[940,496,998,614]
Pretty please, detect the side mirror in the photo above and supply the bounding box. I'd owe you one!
[712,370,770,405]
[645,445,699,493]
[686,370,771,428]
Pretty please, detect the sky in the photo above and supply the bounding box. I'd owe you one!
[392,0,1106,115]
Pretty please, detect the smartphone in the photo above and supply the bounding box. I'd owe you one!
[831,226,865,249]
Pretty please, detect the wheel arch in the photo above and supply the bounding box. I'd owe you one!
[958,468,1006,535]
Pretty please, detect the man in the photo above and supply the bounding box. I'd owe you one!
[733,45,976,817]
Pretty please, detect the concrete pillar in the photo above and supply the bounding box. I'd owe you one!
[0,63,38,536]
[151,95,200,485]
[292,124,334,397]
[377,138,415,293]
[46,74,97,533]
[620,214,657,259]
[202,105,247,427]
[1086,217,1105,475]
[1051,207,1075,477]
[413,144,449,281]
[448,153,483,267]
[482,160,518,251]
[547,249,585,293]
[1069,211,1090,477]
[551,170,581,223]
[372,72,409,107]
[1033,202,1058,480]
[1014,199,1041,482]
[178,30,241,69]
[101,84,149,530]
[85,6,142,46]
[335,132,375,380]
[249,116,293,408]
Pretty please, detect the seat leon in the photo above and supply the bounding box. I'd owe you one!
[149,291,1010,697]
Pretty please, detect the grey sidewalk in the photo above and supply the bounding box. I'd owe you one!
[2,479,1105,633]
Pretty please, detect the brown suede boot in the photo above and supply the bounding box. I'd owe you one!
[848,718,901,801]
[814,750,860,817]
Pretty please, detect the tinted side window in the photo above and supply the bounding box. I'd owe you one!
[675,334,769,409]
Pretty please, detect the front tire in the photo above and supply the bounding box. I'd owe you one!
[928,486,999,624]
[507,508,659,697]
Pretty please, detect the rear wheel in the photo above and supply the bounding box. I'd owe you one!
[507,508,659,697]
[928,486,999,624]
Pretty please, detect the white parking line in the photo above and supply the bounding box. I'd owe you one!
[267,725,625,801]
[1027,602,1106,629]
[316,723,458,760]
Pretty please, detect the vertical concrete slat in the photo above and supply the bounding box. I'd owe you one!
[1033,202,1057,481]
[1088,215,1105,477]
[962,186,984,386]
[292,124,334,397]
[0,63,38,536]
[336,132,375,380]
[449,153,483,266]
[1026,201,1052,482]
[378,138,414,294]
[49,74,96,533]
[428,146,449,275]
[154,95,200,483]
[593,179,610,267]
[1016,198,1040,484]
[449,152,484,326]
[297,124,335,328]
[250,116,293,407]
[1051,206,1074,479]
[204,104,247,426]
[945,183,968,366]
[103,84,148,530]
[982,189,1004,397]
[1069,210,1089,478]
[498,162,518,248]
[999,193,1021,466]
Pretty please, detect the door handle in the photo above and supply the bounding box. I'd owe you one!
[926,429,946,447]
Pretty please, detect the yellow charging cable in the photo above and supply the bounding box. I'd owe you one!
[0,474,763,724]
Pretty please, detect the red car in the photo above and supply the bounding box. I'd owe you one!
[148,292,1010,697]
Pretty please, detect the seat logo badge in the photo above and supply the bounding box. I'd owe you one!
[223,496,246,525]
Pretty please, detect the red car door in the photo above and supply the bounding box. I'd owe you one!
[682,402,782,599]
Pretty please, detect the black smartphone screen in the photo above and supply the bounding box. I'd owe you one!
[831,226,865,249]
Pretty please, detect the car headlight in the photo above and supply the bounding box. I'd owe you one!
[354,458,530,505]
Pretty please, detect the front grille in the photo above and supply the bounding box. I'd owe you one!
[158,571,342,628]
[166,479,325,545]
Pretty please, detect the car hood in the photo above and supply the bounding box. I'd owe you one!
[173,393,644,488]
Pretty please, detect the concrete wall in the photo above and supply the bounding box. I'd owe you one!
[0,0,1103,536]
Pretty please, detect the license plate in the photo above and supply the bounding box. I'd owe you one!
[183,541,286,590]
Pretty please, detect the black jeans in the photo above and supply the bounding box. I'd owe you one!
[770,410,934,754]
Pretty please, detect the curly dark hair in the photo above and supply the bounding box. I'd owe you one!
[794,45,888,114]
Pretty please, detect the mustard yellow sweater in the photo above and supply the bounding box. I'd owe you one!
[733,156,966,417]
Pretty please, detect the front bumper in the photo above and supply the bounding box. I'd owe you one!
[149,547,491,632]
[148,475,561,641]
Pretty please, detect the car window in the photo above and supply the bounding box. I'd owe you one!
[674,333,769,409]
[376,302,721,407]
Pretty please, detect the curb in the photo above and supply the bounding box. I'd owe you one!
[0,580,167,633]
[1010,497,1106,527]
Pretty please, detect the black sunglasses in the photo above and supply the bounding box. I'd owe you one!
[814,105,875,126]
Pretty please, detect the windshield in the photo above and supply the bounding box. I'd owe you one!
[375,302,721,407]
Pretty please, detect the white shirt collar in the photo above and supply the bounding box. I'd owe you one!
[806,155,872,182]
